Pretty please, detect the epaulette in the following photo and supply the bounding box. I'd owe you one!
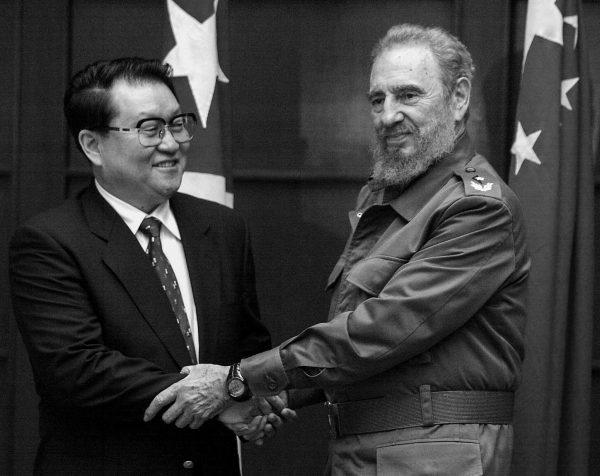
[455,164,502,198]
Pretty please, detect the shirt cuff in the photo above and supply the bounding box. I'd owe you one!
[240,347,289,396]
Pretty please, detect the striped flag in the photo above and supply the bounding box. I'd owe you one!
[509,0,594,473]
[163,0,233,207]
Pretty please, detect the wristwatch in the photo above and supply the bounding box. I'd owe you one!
[226,362,251,402]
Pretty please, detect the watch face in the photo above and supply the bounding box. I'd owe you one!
[228,379,246,397]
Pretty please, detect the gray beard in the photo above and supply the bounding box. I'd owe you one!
[370,112,457,191]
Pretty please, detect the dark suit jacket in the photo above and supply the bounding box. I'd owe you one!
[9,183,271,475]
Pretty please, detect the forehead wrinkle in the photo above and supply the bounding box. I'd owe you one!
[370,54,445,104]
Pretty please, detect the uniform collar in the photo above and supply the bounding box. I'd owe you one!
[385,132,476,221]
[95,180,181,239]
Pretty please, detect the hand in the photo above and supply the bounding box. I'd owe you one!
[143,364,229,429]
[218,399,267,442]
[251,391,298,445]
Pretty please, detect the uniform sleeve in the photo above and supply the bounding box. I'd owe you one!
[242,195,518,396]
[9,225,184,421]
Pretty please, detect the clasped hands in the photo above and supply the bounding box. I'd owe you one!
[143,364,296,445]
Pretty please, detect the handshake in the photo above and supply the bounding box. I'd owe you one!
[143,363,297,445]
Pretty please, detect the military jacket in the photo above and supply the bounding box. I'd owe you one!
[242,134,530,402]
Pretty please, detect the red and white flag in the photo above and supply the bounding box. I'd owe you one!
[509,0,594,473]
[163,0,233,207]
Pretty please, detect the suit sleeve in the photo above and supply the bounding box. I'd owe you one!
[9,224,184,422]
[236,220,271,358]
[241,195,519,395]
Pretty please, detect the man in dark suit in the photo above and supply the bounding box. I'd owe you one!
[9,57,272,475]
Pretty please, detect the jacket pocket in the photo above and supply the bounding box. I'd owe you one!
[346,256,407,296]
[377,438,483,476]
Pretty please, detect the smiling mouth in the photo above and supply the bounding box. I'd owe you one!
[154,160,178,168]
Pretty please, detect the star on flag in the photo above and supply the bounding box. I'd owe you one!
[511,122,542,175]
[561,77,579,110]
[522,0,563,66]
[507,1,595,474]
[162,0,234,207]
[164,0,229,128]
[511,0,579,175]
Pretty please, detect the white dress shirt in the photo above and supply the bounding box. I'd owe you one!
[95,180,199,361]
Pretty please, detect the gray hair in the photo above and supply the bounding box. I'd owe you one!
[372,24,475,99]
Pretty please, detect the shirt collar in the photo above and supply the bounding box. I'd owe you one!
[385,132,475,221]
[95,180,181,239]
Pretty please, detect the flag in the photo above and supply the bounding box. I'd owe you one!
[509,0,594,474]
[163,0,233,207]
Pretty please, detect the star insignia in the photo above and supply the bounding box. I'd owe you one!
[164,0,229,128]
[511,122,542,175]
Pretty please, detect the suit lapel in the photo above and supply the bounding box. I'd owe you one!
[81,185,193,368]
[171,195,221,362]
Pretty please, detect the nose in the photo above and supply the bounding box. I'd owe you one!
[157,126,179,151]
[380,97,404,126]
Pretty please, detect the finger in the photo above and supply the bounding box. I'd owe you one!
[263,422,276,438]
[175,411,194,429]
[161,399,185,424]
[190,414,206,430]
[239,426,265,440]
[144,387,178,422]
[243,415,266,434]
[230,423,250,433]
[265,395,285,414]
[180,366,193,375]
[267,413,283,428]
[255,397,272,415]
[281,408,298,421]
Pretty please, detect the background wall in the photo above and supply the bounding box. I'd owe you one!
[1,1,599,475]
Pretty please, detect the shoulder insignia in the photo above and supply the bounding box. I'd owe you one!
[470,180,494,192]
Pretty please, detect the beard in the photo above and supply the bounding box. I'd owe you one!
[370,103,457,191]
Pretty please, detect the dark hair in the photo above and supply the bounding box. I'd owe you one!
[63,57,177,150]
[372,24,475,100]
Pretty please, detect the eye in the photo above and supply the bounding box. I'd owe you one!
[169,120,185,132]
[399,91,419,104]
[369,96,384,112]
[138,120,163,136]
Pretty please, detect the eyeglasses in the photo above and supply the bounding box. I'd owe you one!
[102,113,197,147]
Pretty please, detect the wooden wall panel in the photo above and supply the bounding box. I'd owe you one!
[230,0,455,179]
[17,0,70,221]
[0,0,20,471]
[459,0,512,177]
[2,0,71,473]
[589,2,600,473]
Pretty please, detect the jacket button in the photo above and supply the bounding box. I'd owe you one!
[183,460,194,469]
[465,167,476,173]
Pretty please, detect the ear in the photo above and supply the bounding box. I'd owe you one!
[451,77,471,122]
[78,129,103,166]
